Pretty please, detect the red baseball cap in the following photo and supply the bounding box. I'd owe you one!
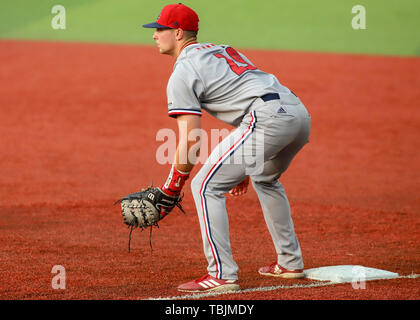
[142,3,199,31]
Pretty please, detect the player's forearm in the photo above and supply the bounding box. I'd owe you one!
[174,114,202,173]
[161,114,201,196]
[174,138,200,173]
[161,138,198,196]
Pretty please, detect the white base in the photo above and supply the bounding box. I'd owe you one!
[304,265,399,283]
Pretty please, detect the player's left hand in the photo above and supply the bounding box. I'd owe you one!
[115,185,186,252]
[115,185,185,229]
[229,176,250,196]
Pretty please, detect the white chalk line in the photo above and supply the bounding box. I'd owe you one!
[146,273,419,300]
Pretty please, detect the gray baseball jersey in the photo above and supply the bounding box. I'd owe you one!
[166,42,310,280]
[167,43,297,127]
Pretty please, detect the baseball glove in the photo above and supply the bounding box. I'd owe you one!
[114,184,185,252]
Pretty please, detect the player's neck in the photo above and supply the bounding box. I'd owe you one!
[173,39,198,59]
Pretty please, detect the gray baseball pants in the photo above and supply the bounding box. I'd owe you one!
[190,96,311,280]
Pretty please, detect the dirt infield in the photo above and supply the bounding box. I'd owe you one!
[0,40,419,300]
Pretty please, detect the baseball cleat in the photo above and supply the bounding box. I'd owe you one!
[177,274,240,293]
[258,262,305,279]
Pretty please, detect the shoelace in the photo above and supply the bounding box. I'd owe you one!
[127,224,158,253]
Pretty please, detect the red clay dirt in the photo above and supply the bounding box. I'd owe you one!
[0,40,419,300]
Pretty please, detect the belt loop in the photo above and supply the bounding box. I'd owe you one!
[260,93,280,102]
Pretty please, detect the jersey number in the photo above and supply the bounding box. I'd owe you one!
[214,47,257,76]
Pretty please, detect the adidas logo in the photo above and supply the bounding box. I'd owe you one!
[277,107,286,113]
[197,279,235,289]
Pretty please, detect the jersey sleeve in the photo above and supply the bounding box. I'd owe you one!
[166,62,204,118]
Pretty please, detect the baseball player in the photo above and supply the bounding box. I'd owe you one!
[142,3,311,292]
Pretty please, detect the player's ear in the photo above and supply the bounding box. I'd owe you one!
[175,28,184,41]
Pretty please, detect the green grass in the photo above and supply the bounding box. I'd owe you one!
[0,0,419,56]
